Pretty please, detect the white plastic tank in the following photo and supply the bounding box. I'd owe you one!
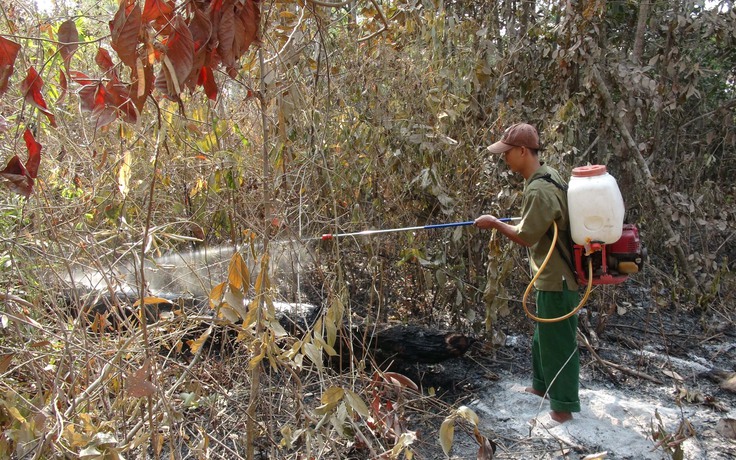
[567,165,625,245]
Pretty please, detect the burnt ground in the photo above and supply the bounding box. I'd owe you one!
[56,247,735,459]
[383,282,736,459]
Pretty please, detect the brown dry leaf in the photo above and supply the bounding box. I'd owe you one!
[0,353,13,373]
[720,373,736,393]
[187,326,212,354]
[133,296,172,307]
[126,360,157,398]
[382,371,419,391]
[227,252,249,291]
[439,418,454,456]
[662,369,684,382]
[90,312,109,333]
[716,418,736,440]
[209,281,226,309]
[677,387,704,404]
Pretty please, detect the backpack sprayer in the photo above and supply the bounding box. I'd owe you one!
[523,165,645,323]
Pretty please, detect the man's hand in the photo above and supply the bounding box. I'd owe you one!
[474,215,501,229]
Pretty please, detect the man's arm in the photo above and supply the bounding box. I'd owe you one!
[474,215,531,247]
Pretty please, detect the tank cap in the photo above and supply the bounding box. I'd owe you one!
[572,165,607,177]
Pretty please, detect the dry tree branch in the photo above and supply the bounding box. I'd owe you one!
[679,98,736,130]
[578,331,663,384]
[306,0,352,7]
[0,292,35,309]
[591,66,701,291]
[357,0,389,43]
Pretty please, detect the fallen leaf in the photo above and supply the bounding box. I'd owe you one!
[439,418,454,456]
[716,418,736,440]
[662,369,683,382]
[720,373,736,393]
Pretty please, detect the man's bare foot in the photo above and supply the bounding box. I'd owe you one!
[550,411,573,424]
[530,411,573,429]
[525,387,547,398]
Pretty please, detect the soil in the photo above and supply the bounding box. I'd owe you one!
[392,284,736,459]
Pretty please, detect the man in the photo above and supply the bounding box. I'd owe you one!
[474,122,580,426]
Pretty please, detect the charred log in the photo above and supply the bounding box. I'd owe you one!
[363,324,475,364]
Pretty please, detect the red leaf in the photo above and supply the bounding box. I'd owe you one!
[198,66,217,101]
[208,0,225,30]
[190,6,213,53]
[130,62,154,113]
[160,16,194,97]
[142,0,174,25]
[21,67,56,127]
[0,155,33,197]
[185,7,213,91]
[57,19,79,71]
[235,0,260,58]
[93,105,118,129]
[0,36,21,96]
[105,76,138,123]
[109,0,142,70]
[95,47,116,73]
[76,78,106,113]
[58,70,67,103]
[216,1,236,68]
[1,155,26,176]
[69,70,93,85]
[23,129,41,179]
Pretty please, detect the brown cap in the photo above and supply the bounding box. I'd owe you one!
[487,123,541,153]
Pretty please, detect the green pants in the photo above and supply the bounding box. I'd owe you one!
[531,285,581,413]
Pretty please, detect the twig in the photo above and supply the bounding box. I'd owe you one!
[63,331,143,418]
[578,331,663,384]
[357,0,389,42]
[0,292,35,309]
[306,0,352,7]
[122,337,206,445]
[679,99,736,129]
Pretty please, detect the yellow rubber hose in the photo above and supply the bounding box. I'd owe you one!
[521,220,594,323]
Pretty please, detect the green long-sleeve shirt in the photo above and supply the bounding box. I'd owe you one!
[514,164,579,292]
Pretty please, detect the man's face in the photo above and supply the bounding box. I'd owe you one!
[503,146,524,174]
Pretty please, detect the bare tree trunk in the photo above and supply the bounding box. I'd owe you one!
[621,1,651,164]
[590,67,701,291]
[632,1,650,65]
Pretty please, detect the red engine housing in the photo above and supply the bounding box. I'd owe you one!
[573,224,645,285]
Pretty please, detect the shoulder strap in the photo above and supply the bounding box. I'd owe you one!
[532,173,567,192]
